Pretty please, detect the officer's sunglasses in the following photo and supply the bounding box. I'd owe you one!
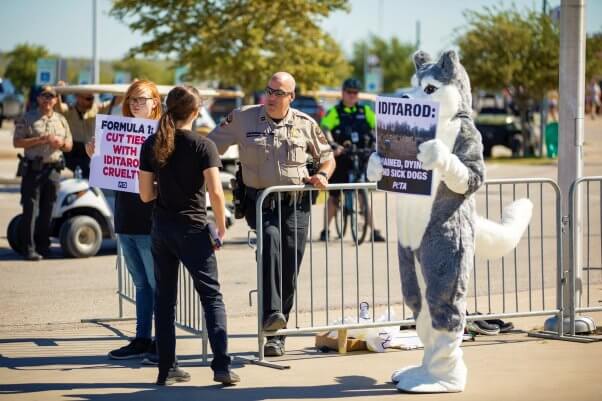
[39,93,56,100]
[265,86,292,97]
[344,90,359,95]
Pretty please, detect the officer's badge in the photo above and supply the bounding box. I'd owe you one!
[220,112,233,127]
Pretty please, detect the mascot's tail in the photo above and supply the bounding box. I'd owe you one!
[475,198,533,260]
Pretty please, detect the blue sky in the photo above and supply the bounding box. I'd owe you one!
[0,0,600,60]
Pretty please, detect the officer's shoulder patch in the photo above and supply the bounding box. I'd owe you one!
[220,111,234,127]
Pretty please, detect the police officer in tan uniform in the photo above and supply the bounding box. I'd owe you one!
[55,81,117,178]
[209,72,335,356]
[13,86,73,260]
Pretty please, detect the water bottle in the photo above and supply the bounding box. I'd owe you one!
[74,165,82,179]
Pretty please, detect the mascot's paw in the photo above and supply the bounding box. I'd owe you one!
[366,152,384,181]
[395,366,465,393]
[417,139,450,171]
[391,365,421,384]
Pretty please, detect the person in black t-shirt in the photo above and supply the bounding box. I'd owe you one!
[85,80,161,362]
[139,86,239,386]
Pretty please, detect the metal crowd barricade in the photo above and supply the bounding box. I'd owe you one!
[115,243,209,362]
[252,178,565,365]
[569,176,602,329]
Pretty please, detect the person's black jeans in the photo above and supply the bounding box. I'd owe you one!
[151,216,231,376]
[20,167,60,255]
[245,193,310,323]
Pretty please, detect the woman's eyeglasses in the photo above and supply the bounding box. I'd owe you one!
[128,97,153,106]
[265,86,292,97]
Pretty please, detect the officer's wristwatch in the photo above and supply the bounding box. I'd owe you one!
[317,171,328,179]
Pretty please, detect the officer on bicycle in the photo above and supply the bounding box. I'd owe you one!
[13,85,73,260]
[319,78,385,242]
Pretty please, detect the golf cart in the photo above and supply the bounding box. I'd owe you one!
[7,84,240,258]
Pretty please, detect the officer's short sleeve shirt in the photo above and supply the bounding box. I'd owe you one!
[14,110,72,163]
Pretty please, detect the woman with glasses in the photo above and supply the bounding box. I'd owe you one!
[139,86,239,386]
[85,80,162,362]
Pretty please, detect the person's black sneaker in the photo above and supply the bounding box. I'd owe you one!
[24,251,43,261]
[213,369,240,385]
[466,319,500,335]
[371,230,386,242]
[319,230,329,241]
[156,367,191,385]
[264,336,285,357]
[108,338,152,359]
[263,312,286,331]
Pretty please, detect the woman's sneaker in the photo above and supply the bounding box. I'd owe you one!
[108,338,151,359]
[142,339,159,365]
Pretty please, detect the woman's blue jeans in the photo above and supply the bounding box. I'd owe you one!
[118,234,155,340]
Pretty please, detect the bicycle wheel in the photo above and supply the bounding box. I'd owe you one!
[349,189,369,245]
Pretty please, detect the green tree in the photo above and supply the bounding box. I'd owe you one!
[586,32,602,80]
[456,6,559,155]
[4,43,49,92]
[350,36,415,93]
[111,0,351,97]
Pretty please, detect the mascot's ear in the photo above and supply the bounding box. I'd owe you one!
[413,50,432,71]
[437,50,459,79]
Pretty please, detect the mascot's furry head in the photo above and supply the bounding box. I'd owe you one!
[408,50,472,121]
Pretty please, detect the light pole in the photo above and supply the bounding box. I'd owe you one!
[92,0,99,84]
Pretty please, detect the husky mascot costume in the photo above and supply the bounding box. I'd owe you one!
[367,50,533,393]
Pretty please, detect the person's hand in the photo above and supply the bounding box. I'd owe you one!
[57,80,67,87]
[333,145,345,157]
[218,226,226,243]
[47,135,64,150]
[304,174,328,189]
[85,139,95,157]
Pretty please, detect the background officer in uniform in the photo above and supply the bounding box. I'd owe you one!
[55,81,120,178]
[319,78,385,242]
[13,86,73,260]
[208,72,335,356]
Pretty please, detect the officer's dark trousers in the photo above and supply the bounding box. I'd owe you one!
[151,216,231,376]
[20,167,59,255]
[245,195,310,324]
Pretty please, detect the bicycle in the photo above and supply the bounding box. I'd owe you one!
[333,144,373,245]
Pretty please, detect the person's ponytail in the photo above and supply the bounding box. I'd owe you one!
[154,112,176,167]
[153,86,202,167]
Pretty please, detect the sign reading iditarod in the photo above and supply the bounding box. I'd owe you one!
[89,115,158,193]
[375,96,438,195]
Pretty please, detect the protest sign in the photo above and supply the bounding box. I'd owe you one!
[375,96,438,195]
[89,115,158,193]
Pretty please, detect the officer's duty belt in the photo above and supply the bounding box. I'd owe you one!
[246,187,308,209]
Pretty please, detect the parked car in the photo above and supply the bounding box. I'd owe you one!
[209,96,242,124]
[292,95,325,123]
[0,78,25,127]
[474,107,524,158]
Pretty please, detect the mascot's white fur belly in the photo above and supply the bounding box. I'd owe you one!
[396,119,462,250]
